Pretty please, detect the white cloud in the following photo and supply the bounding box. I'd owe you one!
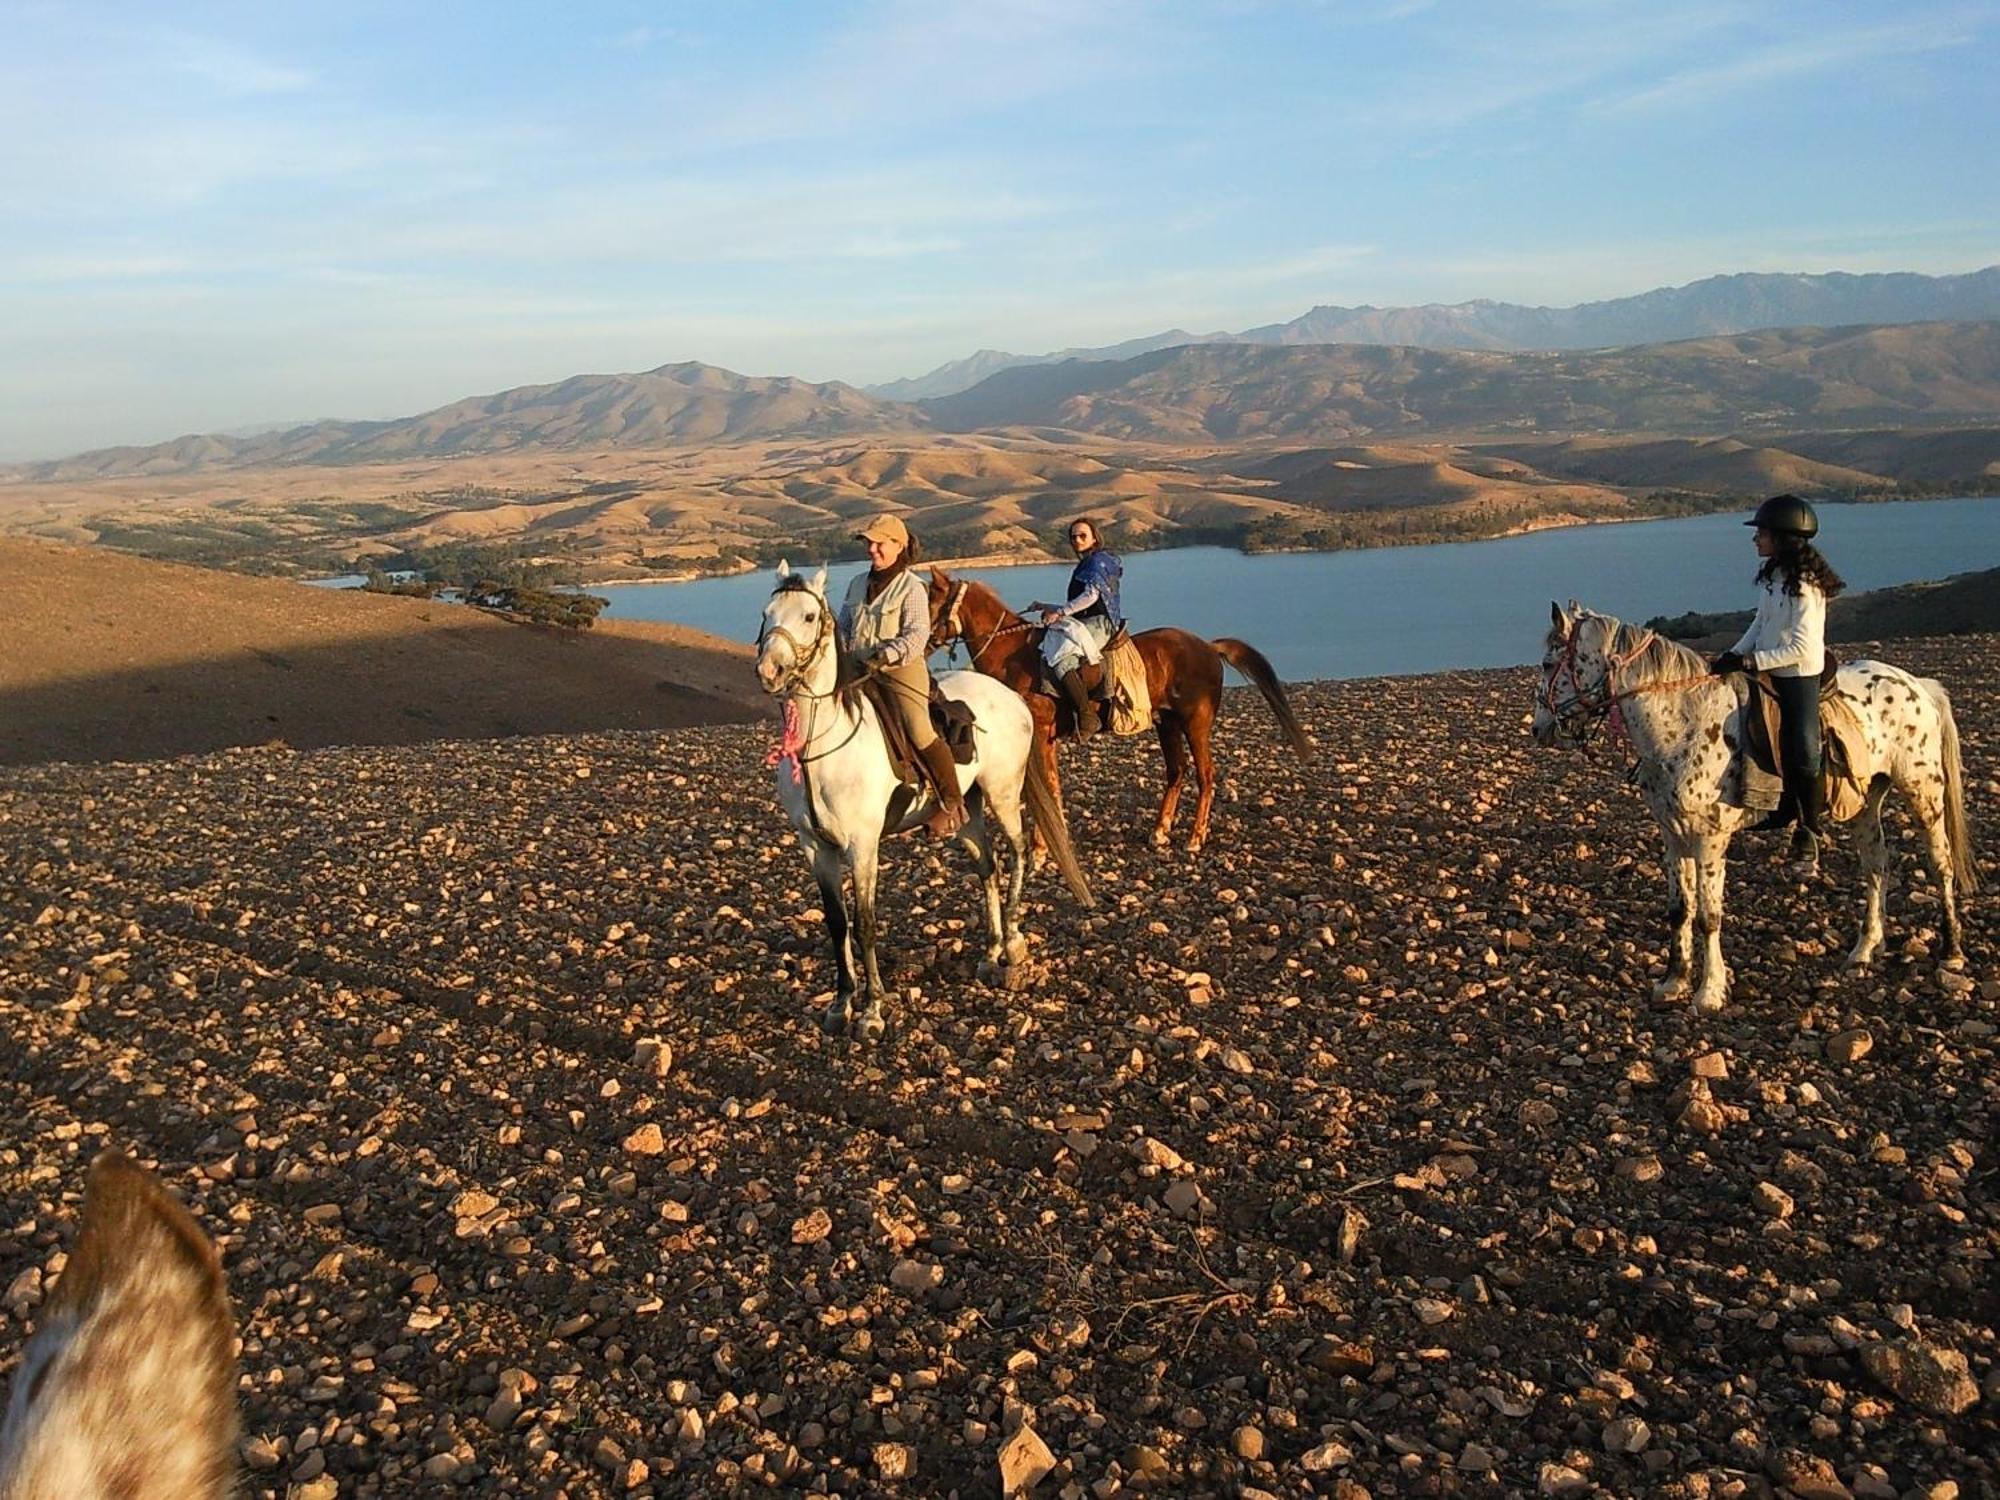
[1589,15,1977,115]
[677,0,1163,149]
[158,32,314,96]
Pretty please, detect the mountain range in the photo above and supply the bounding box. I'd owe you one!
[868,267,2000,400]
[12,363,911,484]
[923,322,2000,442]
[8,320,1999,487]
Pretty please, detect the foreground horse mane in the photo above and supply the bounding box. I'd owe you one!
[0,1152,240,1500]
[1599,613,1712,694]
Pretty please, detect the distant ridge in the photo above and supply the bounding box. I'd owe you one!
[871,267,2000,400]
[11,362,918,482]
[923,322,2000,443]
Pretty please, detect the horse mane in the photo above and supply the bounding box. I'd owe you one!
[1594,611,1711,691]
[956,575,1025,625]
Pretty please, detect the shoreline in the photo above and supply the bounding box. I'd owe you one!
[301,491,1996,590]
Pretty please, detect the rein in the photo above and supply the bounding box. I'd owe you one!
[758,587,864,782]
[930,578,1038,664]
[1542,625,1714,749]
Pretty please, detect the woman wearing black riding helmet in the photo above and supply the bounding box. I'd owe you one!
[1708,494,1846,875]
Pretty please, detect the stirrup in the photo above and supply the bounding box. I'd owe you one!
[923,800,967,838]
[1785,829,1820,878]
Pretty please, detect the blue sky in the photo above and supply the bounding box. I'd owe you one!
[2,0,1995,460]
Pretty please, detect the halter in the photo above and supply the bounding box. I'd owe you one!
[1540,621,1712,747]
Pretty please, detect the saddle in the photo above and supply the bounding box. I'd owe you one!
[1738,657,1870,823]
[1036,625,1154,736]
[862,676,978,790]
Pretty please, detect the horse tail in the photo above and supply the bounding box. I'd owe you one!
[1023,746,1094,908]
[1920,678,1980,895]
[1212,638,1312,760]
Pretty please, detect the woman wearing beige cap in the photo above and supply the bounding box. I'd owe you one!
[839,515,967,837]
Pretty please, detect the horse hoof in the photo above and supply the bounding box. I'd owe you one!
[1652,978,1691,1004]
[821,996,853,1034]
[856,1010,886,1043]
[978,959,1034,993]
[1004,935,1030,966]
[1692,991,1728,1014]
[1941,951,1967,972]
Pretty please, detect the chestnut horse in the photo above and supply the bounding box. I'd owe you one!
[927,570,1311,854]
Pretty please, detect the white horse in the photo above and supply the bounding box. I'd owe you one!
[755,563,1092,1039]
[1533,602,1978,1012]
[0,1152,239,1500]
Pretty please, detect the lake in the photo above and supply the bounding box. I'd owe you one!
[583,497,1998,680]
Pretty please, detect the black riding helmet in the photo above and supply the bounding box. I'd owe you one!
[1746,493,1818,539]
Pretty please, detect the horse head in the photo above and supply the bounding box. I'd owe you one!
[756,560,833,695]
[925,568,966,656]
[1533,599,1617,746]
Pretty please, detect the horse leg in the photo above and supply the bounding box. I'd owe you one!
[1654,833,1696,1003]
[1907,774,1967,967]
[1183,700,1218,856]
[963,794,1008,968]
[1689,835,1732,1013]
[986,774,1031,966]
[1152,713,1187,849]
[1845,775,1892,970]
[850,834,889,1042]
[811,843,855,1034]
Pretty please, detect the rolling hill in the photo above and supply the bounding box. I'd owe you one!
[0,538,762,764]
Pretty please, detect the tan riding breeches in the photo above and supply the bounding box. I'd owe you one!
[878,658,939,749]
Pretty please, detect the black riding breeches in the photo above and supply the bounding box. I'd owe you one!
[1773,674,1822,784]
[1772,673,1825,834]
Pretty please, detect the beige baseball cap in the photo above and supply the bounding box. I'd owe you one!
[854,514,910,548]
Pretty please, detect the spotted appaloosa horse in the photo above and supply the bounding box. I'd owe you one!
[927,571,1312,855]
[0,1152,239,1500]
[1533,602,1979,1012]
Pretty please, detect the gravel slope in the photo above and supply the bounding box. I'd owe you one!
[2,638,1995,1499]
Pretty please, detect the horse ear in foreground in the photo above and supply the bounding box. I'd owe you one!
[0,1152,240,1500]
[1533,604,1978,1012]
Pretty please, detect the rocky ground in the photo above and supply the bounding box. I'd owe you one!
[1,635,1996,1499]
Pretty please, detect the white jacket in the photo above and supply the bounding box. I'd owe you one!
[1731,574,1826,678]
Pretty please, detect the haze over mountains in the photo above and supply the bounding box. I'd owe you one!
[3,266,1997,585]
[9,320,2000,487]
[870,267,2000,400]
[925,323,2000,442]
[12,364,910,483]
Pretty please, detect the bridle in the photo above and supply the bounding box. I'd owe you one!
[1539,620,1712,747]
[927,577,1036,662]
[756,583,836,697]
[758,585,867,796]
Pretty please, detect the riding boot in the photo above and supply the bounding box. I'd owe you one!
[1787,766,1825,875]
[1060,667,1098,742]
[917,738,968,839]
[1746,792,1796,834]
